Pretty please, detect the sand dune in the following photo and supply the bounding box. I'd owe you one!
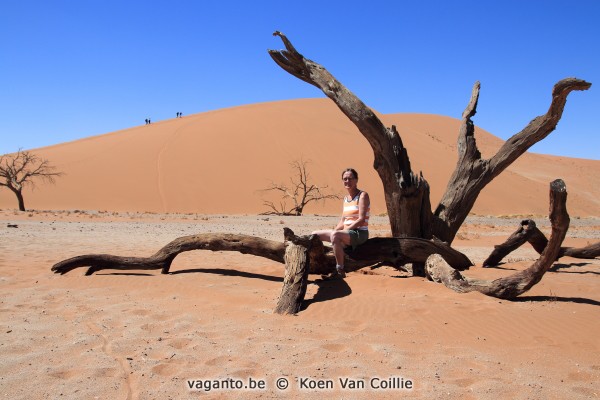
[1,98,598,216]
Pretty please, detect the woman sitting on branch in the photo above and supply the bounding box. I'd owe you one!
[312,168,370,279]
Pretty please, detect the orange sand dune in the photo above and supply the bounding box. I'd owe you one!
[1,98,598,216]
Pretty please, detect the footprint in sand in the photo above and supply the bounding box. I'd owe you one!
[48,369,79,379]
[339,319,368,333]
[130,309,152,316]
[90,367,120,378]
[168,337,192,350]
[451,377,477,388]
[321,343,346,352]
[152,362,180,377]
[205,355,230,367]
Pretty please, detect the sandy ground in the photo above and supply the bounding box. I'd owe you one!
[1,210,599,399]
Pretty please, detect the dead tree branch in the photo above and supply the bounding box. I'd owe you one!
[269,32,432,238]
[483,219,600,267]
[426,179,570,299]
[51,231,472,276]
[434,78,591,243]
[51,234,287,276]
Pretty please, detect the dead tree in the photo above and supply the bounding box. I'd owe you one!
[51,231,472,277]
[0,149,63,211]
[268,31,591,244]
[483,219,600,267]
[260,159,340,216]
[426,179,570,299]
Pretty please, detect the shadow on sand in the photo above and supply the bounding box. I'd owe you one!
[301,277,352,311]
[514,295,600,307]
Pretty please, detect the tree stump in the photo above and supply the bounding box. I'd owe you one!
[274,230,319,315]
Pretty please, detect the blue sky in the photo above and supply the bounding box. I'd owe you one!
[1,0,598,159]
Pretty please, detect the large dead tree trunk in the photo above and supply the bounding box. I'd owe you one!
[426,179,570,299]
[268,32,591,245]
[269,32,432,240]
[483,219,600,267]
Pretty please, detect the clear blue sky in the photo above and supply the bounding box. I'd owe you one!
[1,0,598,159]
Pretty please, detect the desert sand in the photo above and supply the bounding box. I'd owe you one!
[1,99,599,399]
[1,210,599,399]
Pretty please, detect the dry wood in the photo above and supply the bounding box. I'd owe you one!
[483,219,600,267]
[274,232,319,315]
[560,242,600,259]
[51,233,287,276]
[343,237,472,272]
[51,231,472,276]
[260,159,339,216]
[269,32,591,245]
[482,219,540,267]
[426,179,570,299]
[269,31,432,240]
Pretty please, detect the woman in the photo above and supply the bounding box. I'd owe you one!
[312,168,370,278]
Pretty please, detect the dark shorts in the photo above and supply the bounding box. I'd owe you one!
[348,229,369,249]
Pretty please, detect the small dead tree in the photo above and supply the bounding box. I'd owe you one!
[0,149,62,211]
[260,159,340,216]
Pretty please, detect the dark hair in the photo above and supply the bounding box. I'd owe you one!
[341,168,358,180]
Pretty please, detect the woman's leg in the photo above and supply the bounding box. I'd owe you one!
[311,229,351,276]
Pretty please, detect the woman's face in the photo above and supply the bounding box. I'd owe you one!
[342,171,357,191]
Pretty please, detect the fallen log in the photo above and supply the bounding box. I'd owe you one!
[51,233,287,276]
[560,242,600,259]
[426,179,570,299]
[483,219,599,267]
[51,232,472,276]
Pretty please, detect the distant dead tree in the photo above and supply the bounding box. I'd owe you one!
[260,159,340,216]
[0,149,62,211]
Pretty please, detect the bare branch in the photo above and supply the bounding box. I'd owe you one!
[435,78,590,244]
[488,78,591,175]
[270,32,435,238]
[427,179,570,299]
[483,219,600,266]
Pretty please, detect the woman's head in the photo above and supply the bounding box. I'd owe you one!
[341,168,358,181]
